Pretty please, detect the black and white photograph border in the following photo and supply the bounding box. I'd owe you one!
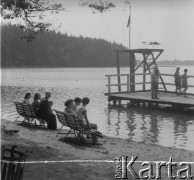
[1,0,194,179]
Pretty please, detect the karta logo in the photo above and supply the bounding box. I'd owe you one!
[115,156,193,179]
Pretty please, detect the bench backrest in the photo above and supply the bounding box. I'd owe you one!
[14,102,25,116]
[14,102,37,118]
[54,110,82,130]
[54,110,68,127]
[22,104,37,118]
[64,113,82,130]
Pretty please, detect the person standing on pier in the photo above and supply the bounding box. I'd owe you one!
[151,67,160,99]
[174,67,181,95]
[181,69,189,98]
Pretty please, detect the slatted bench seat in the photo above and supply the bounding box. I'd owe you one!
[14,102,46,128]
[54,110,103,144]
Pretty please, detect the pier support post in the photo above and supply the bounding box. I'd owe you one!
[148,102,152,108]
[156,103,159,108]
[127,75,130,92]
[130,100,135,107]
[116,51,121,92]
[136,102,140,107]
[113,99,117,106]
[143,54,146,91]
[129,51,135,92]
[108,76,111,93]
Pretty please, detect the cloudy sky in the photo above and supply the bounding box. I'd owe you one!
[10,0,194,60]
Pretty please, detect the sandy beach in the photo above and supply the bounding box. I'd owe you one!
[1,119,194,180]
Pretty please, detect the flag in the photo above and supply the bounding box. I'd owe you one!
[127,15,130,27]
[153,41,160,45]
[148,41,154,45]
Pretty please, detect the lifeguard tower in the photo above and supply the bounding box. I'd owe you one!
[105,48,194,111]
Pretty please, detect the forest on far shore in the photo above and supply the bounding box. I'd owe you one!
[157,60,194,66]
[2,24,193,68]
[1,24,131,67]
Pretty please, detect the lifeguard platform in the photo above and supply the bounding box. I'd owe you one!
[105,49,194,111]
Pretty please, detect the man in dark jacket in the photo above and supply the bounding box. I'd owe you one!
[37,92,57,130]
[151,67,160,99]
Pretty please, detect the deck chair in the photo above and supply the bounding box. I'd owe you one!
[54,110,103,144]
[22,104,46,128]
[54,110,79,138]
[21,104,36,125]
[13,102,26,123]
[14,102,46,128]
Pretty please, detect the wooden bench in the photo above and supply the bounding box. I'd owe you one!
[54,110,103,144]
[14,102,46,128]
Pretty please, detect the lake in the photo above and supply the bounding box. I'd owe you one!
[1,66,194,151]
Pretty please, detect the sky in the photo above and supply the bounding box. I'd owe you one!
[5,0,194,60]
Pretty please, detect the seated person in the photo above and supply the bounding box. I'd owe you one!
[49,101,53,107]
[74,97,82,109]
[22,93,31,104]
[31,93,41,113]
[76,97,98,141]
[37,92,57,130]
[64,99,76,115]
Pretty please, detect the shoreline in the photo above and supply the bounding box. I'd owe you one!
[1,119,194,180]
[1,64,194,69]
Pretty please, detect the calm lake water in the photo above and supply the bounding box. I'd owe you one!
[1,66,194,151]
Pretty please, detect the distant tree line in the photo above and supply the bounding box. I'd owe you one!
[157,60,194,66]
[1,24,131,67]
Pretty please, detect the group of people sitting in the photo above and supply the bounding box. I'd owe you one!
[22,92,57,129]
[64,97,98,141]
[22,92,98,141]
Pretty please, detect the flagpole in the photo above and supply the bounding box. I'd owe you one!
[129,2,131,51]
[128,2,131,74]
[128,2,135,91]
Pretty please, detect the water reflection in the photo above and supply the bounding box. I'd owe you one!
[1,84,194,151]
[105,104,194,150]
[173,115,189,148]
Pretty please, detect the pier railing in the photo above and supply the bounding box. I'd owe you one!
[160,74,194,89]
[106,73,194,94]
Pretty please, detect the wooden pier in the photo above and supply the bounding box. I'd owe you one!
[105,48,194,111]
[105,91,194,110]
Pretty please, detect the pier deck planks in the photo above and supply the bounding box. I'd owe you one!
[105,91,194,108]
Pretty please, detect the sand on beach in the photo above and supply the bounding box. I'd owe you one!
[1,119,194,180]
